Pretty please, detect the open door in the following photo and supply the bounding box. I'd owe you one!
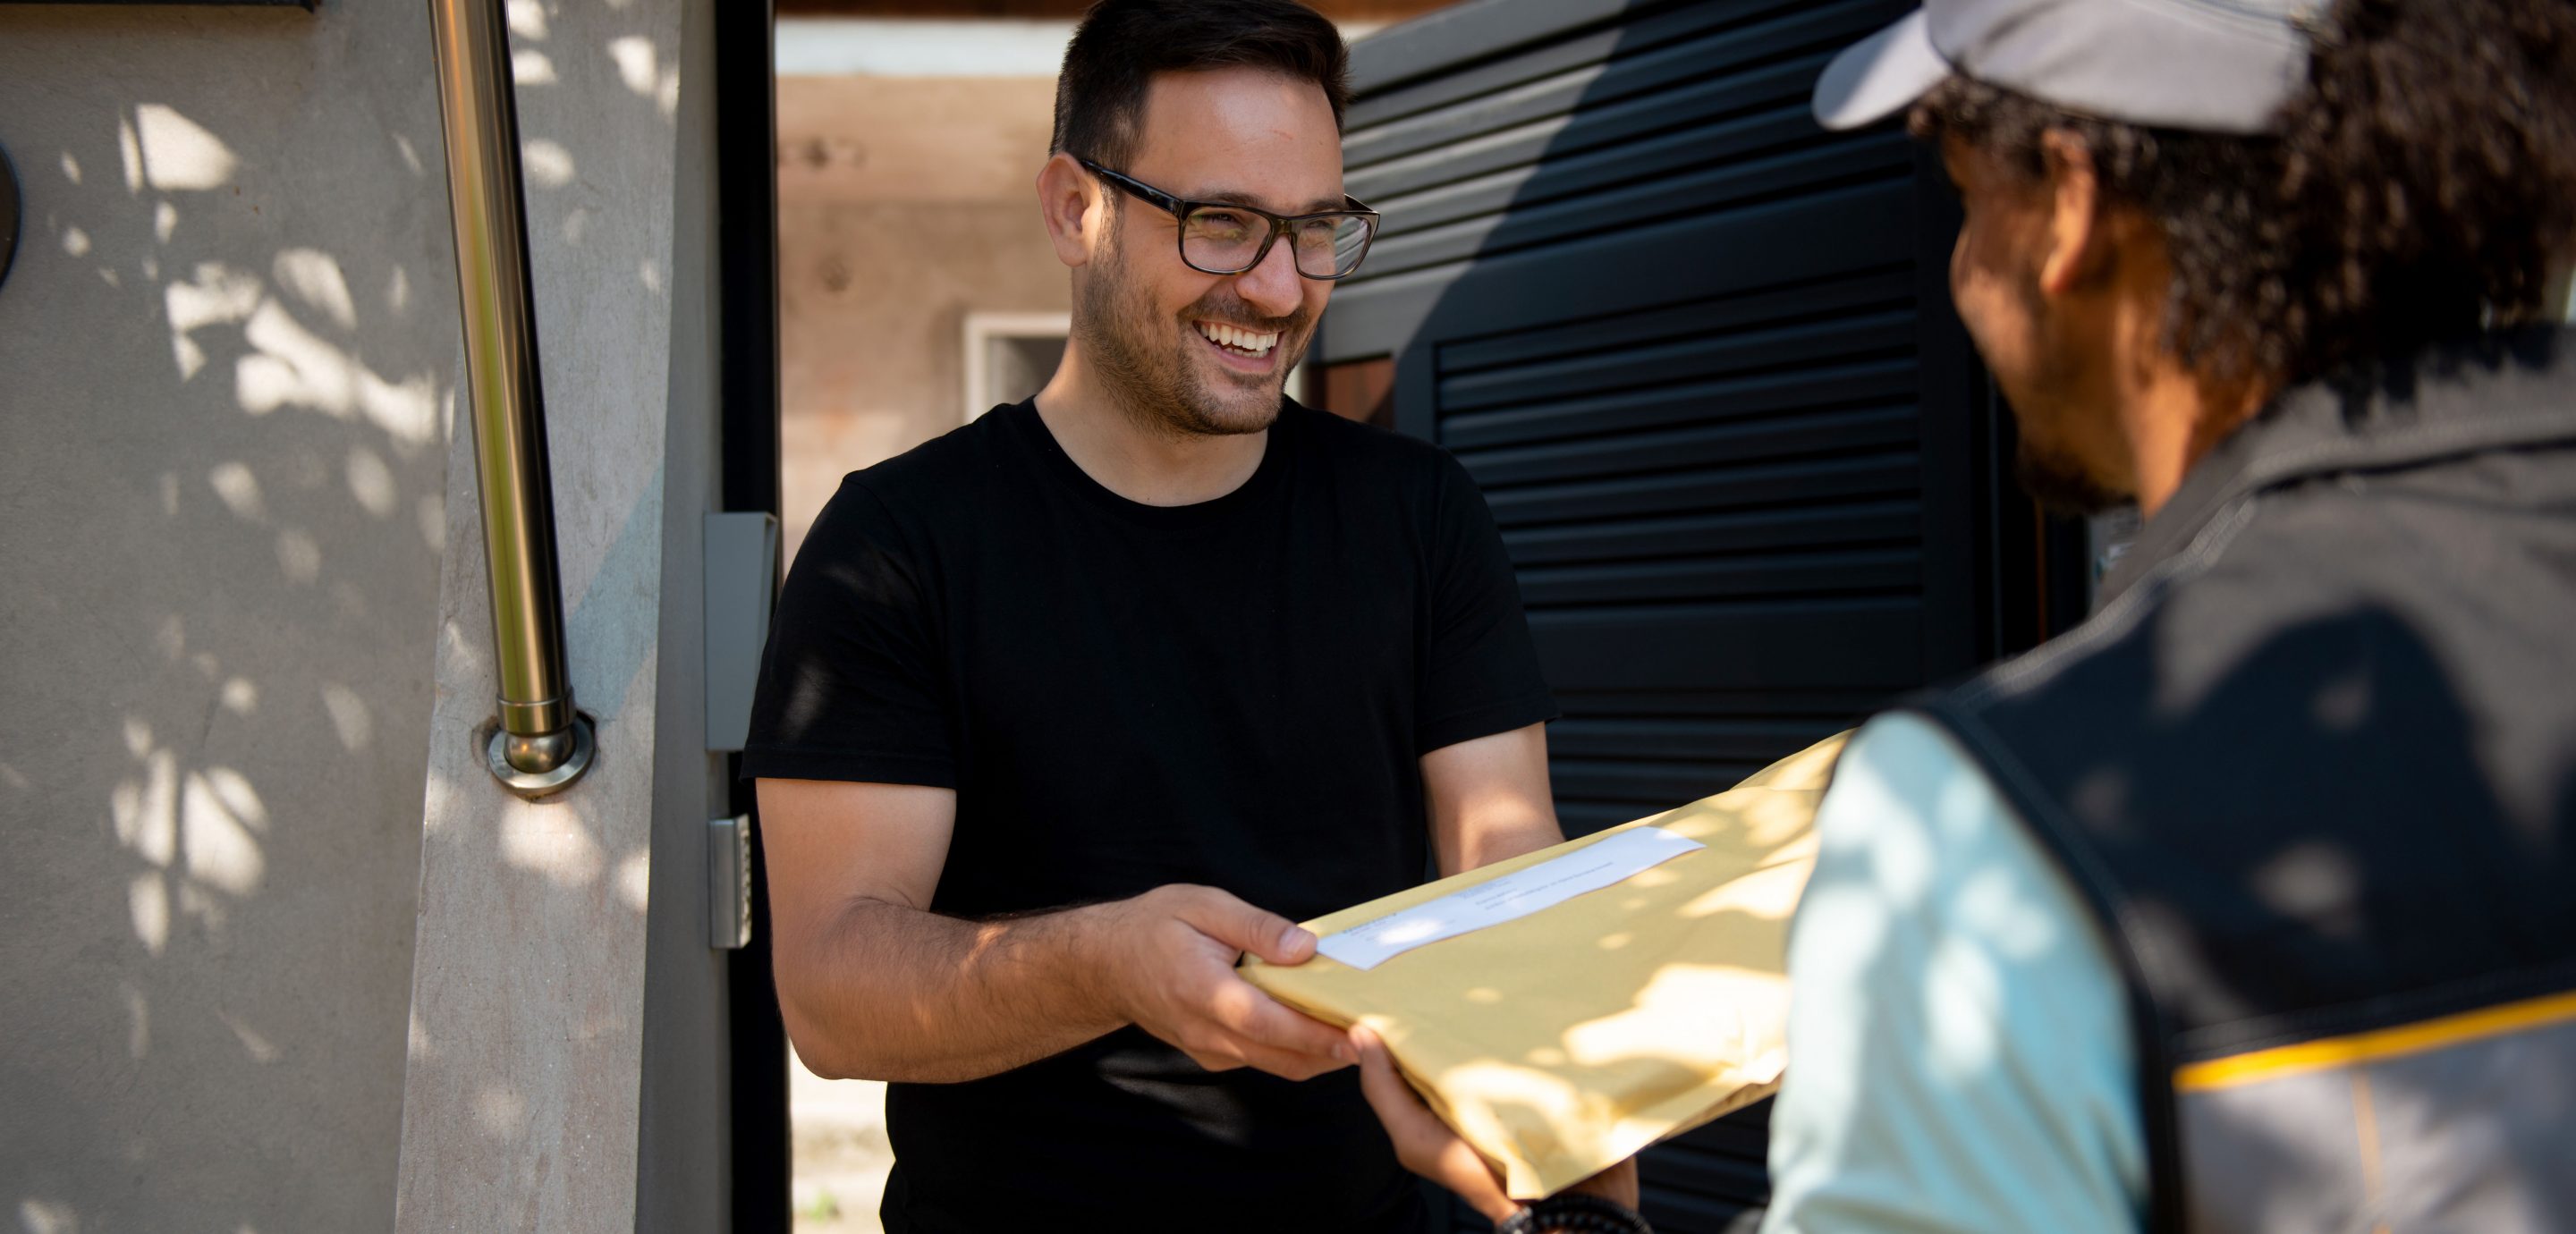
[716,1,792,1230]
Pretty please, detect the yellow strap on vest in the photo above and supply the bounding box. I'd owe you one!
[2176,987,2576,1092]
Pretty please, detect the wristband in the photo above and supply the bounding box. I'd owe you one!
[1496,1194,1654,1234]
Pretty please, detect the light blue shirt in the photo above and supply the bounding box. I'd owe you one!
[1760,714,2148,1233]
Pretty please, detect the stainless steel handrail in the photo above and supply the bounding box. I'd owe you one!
[427,0,595,797]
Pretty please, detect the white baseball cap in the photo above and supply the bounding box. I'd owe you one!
[1812,0,2324,135]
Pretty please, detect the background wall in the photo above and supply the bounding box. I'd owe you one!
[0,4,461,1231]
[775,73,1068,562]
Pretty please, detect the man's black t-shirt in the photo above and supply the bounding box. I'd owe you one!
[741,398,1556,1234]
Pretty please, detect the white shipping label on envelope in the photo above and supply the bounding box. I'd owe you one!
[1316,826,1705,971]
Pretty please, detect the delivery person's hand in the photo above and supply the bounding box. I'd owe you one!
[1090,883,1355,1081]
[1350,1023,1641,1225]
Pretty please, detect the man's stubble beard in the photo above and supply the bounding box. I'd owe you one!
[1996,268,2128,518]
[2003,352,2129,516]
[2013,433,2127,517]
[1074,222,1309,440]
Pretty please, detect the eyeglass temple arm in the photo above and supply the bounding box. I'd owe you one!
[1076,158,1187,216]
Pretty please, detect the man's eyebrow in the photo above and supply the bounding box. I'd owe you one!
[1190,188,1352,214]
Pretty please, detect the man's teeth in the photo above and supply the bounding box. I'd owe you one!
[1196,321,1279,356]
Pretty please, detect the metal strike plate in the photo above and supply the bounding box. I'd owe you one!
[708,814,752,950]
[704,511,780,753]
[0,144,18,296]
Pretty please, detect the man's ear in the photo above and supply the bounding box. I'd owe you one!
[2036,129,2105,299]
[1037,152,1104,270]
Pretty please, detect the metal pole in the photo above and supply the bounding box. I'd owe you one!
[427,0,594,797]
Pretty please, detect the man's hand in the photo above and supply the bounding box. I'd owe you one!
[764,780,1352,1085]
[1350,1023,1641,1225]
[1087,884,1355,1081]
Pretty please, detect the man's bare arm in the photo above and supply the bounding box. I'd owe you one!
[1423,722,1567,875]
[759,777,1353,1084]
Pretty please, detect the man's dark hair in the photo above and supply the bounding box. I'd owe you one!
[1052,0,1352,171]
[1913,0,2576,386]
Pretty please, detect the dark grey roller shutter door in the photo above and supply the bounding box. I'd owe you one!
[1321,2,1997,1229]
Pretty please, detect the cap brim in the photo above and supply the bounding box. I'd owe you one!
[1811,9,1951,131]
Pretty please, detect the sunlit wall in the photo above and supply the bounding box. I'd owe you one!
[0,5,462,1230]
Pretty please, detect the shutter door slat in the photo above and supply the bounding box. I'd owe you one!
[1501,502,1921,567]
[1349,1,1898,171]
[1439,267,1911,372]
[1438,310,1917,416]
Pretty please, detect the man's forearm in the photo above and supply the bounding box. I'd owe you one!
[1440,794,1564,875]
[1448,816,1565,875]
[785,897,1123,1084]
[1425,724,1566,877]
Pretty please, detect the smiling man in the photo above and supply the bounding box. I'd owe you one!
[739,4,1610,1231]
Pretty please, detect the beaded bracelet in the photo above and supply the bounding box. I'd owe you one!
[1496,1193,1654,1234]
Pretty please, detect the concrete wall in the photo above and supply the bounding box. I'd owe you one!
[0,4,461,1231]
[776,75,1069,562]
[390,0,724,1228]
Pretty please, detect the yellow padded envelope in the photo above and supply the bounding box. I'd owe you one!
[1241,734,1845,1198]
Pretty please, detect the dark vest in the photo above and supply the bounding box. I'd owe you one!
[1913,329,2576,1234]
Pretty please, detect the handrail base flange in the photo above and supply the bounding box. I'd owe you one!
[485,714,597,799]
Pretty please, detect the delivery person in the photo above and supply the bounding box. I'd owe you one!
[1360,1,2576,1230]
[741,2,1636,1230]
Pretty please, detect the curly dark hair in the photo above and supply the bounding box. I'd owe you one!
[1911,0,2576,386]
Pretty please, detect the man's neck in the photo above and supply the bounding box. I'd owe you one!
[2107,296,2277,519]
[1031,343,1271,508]
[2117,369,2277,520]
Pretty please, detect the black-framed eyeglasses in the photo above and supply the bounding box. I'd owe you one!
[1079,157,1381,282]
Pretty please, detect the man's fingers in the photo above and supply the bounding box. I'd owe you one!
[1176,1018,1343,1081]
[1230,1038,1350,1082]
[1182,1047,1247,1073]
[1351,1025,1519,1220]
[1208,977,1352,1062]
[1350,1024,1444,1143]
[1568,1159,1642,1210]
[1259,918,1319,966]
[1429,1131,1520,1221]
[1176,887,1315,966]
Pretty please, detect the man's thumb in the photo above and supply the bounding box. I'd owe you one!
[1185,890,1316,965]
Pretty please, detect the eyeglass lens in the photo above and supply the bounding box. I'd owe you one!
[1182,207,1373,278]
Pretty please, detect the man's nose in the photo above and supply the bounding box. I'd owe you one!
[1233,234,1304,320]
